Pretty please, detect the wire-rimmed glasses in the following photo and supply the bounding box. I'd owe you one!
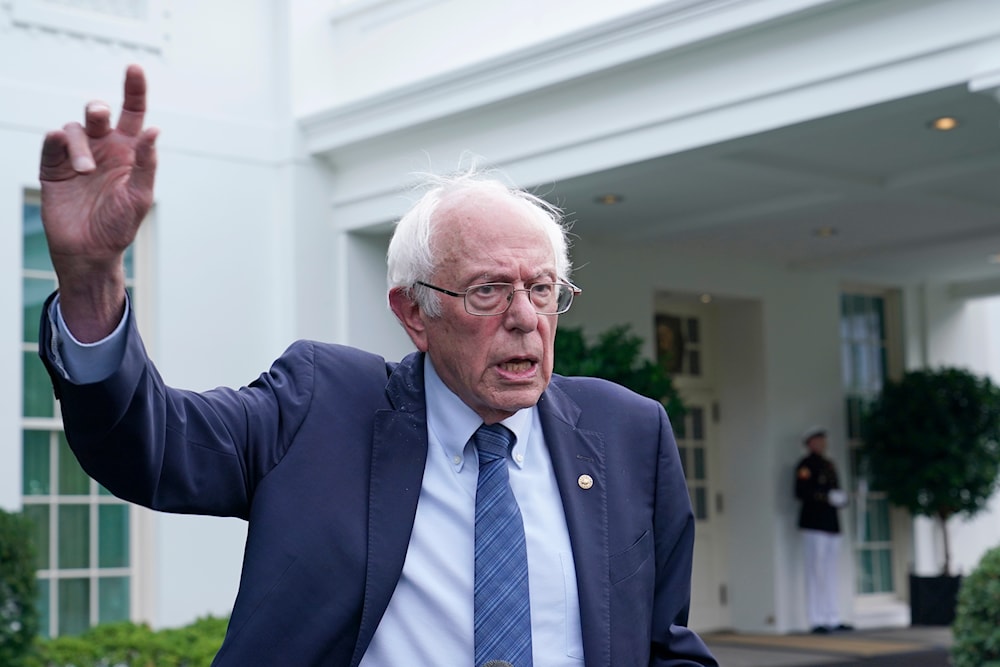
[415,280,581,316]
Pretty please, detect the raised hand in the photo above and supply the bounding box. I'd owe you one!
[39,64,158,341]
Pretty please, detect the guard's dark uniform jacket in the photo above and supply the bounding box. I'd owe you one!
[794,452,841,533]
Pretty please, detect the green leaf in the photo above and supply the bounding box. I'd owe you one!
[554,324,686,422]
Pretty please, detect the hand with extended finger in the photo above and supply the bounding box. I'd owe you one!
[38,64,158,341]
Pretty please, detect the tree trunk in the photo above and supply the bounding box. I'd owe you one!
[938,512,952,576]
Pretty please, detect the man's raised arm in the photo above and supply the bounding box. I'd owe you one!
[38,64,158,343]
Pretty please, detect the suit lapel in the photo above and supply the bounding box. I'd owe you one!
[538,383,611,667]
[350,354,429,667]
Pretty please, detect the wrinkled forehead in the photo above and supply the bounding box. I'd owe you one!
[431,190,557,267]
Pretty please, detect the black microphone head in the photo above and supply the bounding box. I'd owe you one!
[482,662,515,667]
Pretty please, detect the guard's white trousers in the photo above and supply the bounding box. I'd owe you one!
[802,529,842,628]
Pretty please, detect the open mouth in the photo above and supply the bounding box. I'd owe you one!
[499,359,535,373]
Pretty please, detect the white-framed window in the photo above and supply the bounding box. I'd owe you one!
[21,194,136,636]
[840,289,902,596]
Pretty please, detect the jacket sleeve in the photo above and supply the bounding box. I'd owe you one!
[38,292,315,519]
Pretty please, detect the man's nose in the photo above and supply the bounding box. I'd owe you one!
[503,288,539,329]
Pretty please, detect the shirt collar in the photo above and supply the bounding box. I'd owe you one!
[424,355,532,471]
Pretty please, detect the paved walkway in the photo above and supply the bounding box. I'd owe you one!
[702,626,953,666]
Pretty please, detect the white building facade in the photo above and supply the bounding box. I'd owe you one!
[3,0,1000,637]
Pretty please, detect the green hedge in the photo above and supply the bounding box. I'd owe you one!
[26,615,228,667]
[0,508,40,667]
[952,545,1000,667]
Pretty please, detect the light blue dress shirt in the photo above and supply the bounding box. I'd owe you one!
[50,298,584,664]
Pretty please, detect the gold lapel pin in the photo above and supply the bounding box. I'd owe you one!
[578,474,594,490]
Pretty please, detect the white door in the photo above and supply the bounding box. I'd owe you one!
[655,299,729,631]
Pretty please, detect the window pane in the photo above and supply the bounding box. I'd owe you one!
[23,430,51,495]
[23,504,50,569]
[36,578,51,639]
[678,447,688,477]
[691,407,704,440]
[58,578,90,636]
[694,487,707,521]
[23,202,53,272]
[58,433,89,495]
[874,548,893,593]
[686,317,700,343]
[58,505,90,569]
[858,550,874,594]
[23,351,54,418]
[693,448,706,481]
[99,505,129,568]
[99,577,130,623]
[687,349,701,376]
[868,497,891,541]
[24,277,56,344]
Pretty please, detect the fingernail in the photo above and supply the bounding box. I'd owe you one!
[87,102,111,114]
[73,156,96,172]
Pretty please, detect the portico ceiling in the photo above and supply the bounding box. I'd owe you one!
[542,82,1000,293]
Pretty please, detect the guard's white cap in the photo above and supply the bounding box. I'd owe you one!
[801,425,826,444]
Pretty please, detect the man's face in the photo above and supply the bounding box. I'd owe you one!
[807,434,828,455]
[394,191,560,424]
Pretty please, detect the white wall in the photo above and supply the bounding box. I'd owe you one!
[289,0,679,114]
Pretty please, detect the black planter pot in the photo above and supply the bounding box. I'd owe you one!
[909,573,962,626]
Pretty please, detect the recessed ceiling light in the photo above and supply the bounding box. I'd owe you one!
[929,116,960,131]
[594,193,624,205]
[989,253,1000,264]
[699,293,712,304]
[813,226,838,238]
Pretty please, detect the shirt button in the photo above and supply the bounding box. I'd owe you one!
[515,453,524,464]
[452,455,461,465]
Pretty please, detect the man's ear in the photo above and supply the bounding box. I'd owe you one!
[389,287,429,352]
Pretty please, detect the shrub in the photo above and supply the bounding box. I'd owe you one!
[554,324,685,422]
[0,508,40,667]
[952,545,1000,667]
[25,615,228,667]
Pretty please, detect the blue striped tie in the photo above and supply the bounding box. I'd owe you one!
[473,423,533,667]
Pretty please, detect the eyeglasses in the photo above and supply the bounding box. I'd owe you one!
[415,280,582,316]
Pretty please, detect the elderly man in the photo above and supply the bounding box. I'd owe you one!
[37,65,717,667]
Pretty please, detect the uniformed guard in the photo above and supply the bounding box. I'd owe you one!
[794,426,853,634]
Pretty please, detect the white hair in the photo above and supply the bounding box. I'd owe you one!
[386,168,572,317]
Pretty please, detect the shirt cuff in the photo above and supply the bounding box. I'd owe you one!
[47,293,130,384]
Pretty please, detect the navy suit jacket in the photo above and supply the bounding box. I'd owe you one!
[41,298,717,666]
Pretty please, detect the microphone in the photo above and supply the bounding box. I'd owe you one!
[482,662,515,667]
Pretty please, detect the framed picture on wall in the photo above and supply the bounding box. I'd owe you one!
[655,314,684,374]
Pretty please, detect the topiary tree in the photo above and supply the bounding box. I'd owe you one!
[861,367,1000,576]
[952,544,1000,667]
[0,508,40,667]
[554,324,685,422]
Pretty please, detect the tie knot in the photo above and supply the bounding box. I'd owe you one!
[474,423,515,464]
